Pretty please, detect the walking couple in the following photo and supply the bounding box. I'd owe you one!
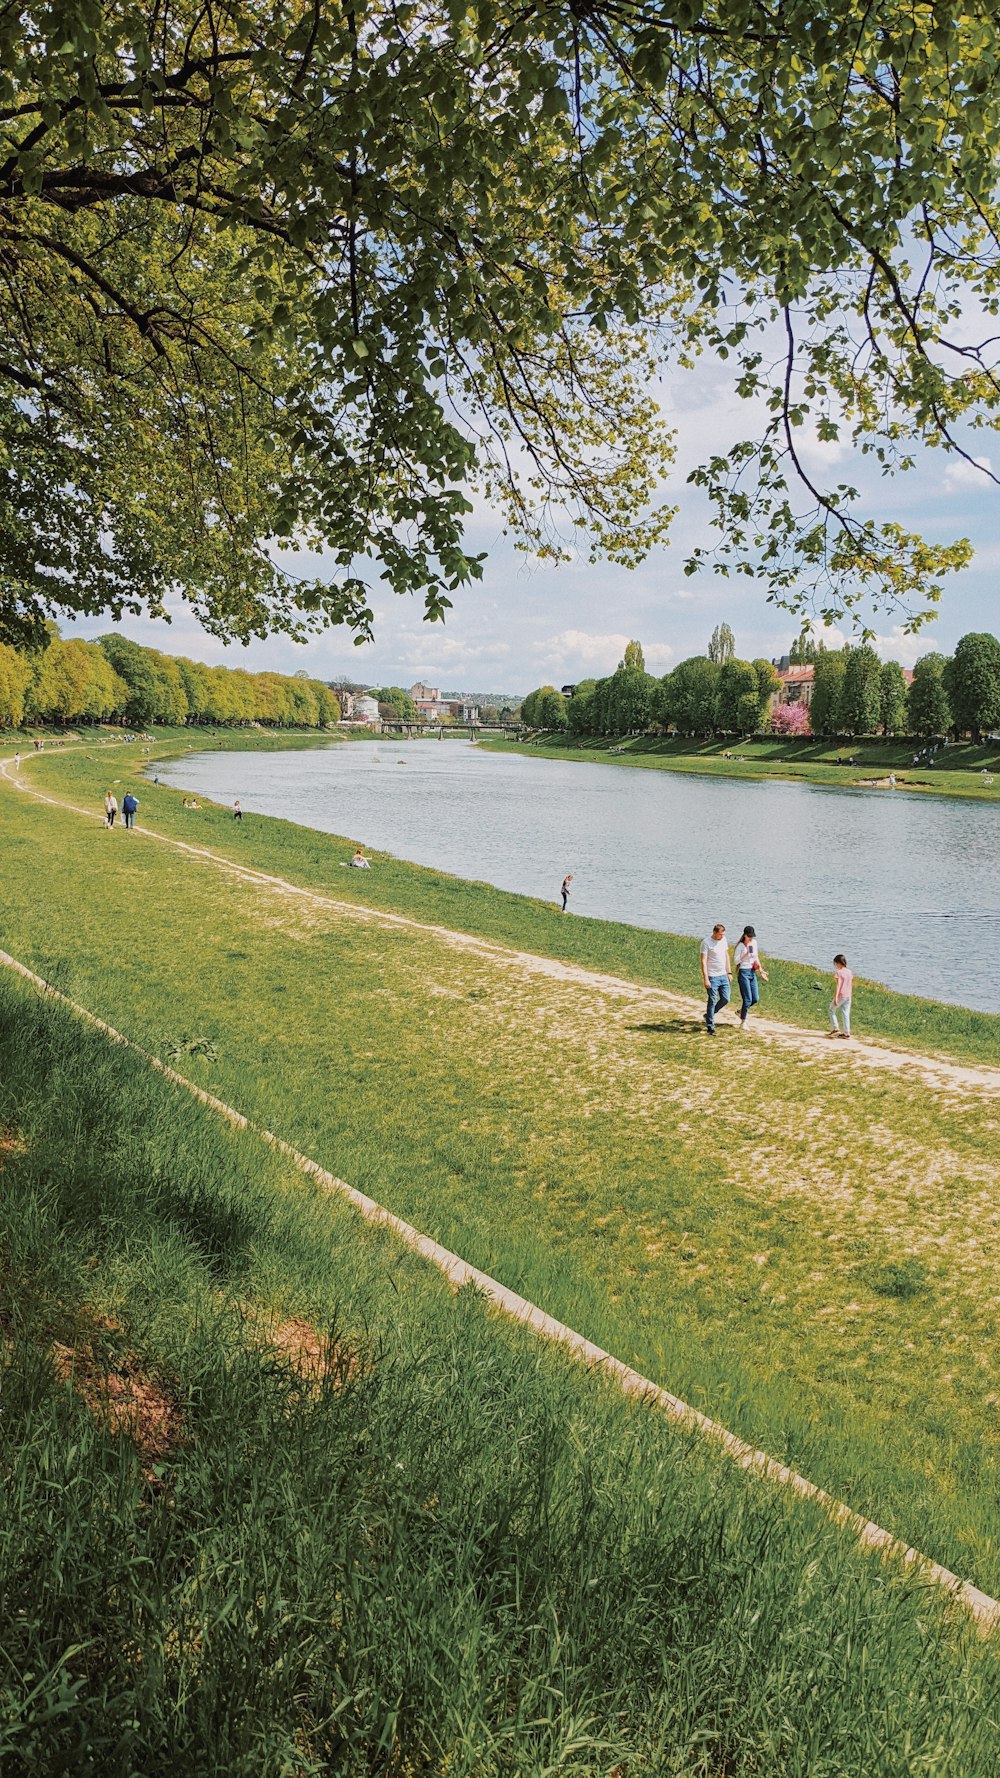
[700,924,768,1035]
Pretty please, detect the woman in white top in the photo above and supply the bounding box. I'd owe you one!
[733,925,768,1030]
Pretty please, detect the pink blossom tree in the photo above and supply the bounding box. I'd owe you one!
[769,701,811,736]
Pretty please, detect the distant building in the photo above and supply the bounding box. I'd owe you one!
[354,695,381,726]
[410,680,443,721]
[337,689,356,719]
[442,699,480,723]
[560,685,577,697]
[775,665,815,708]
[773,660,913,710]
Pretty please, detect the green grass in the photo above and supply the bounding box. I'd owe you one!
[0,740,998,1609]
[478,731,1000,803]
[1,974,998,1776]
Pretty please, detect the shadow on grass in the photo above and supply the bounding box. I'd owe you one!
[627,1019,714,1036]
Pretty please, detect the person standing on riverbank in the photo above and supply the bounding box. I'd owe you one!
[104,790,118,828]
[700,924,731,1034]
[828,954,853,1039]
[234,800,243,821]
[560,873,573,912]
[733,925,768,1030]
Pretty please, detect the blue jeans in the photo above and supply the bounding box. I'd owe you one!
[737,967,759,1021]
[705,974,730,1031]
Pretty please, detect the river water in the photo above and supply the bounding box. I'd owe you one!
[159,739,1000,1012]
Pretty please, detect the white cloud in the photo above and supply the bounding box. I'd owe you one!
[943,454,993,491]
[869,626,935,669]
[537,630,674,677]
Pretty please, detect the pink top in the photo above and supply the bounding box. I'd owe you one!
[834,965,853,1003]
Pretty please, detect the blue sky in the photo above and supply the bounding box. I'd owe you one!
[65,352,1000,696]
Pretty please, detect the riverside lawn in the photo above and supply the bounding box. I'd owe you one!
[2,741,999,1604]
[2,983,998,1777]
[478,733,1000,803]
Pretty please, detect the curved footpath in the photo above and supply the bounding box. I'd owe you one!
[3,749,998,1100]
[3,746,1000,1630]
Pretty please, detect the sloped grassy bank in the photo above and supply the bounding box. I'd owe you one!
[477,731,1000,803]
[0,977,997,1778]
[2,741,999,1604]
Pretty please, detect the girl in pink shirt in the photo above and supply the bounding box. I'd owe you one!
[827,953,853,1038]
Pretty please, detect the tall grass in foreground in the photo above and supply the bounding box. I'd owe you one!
[0,977,997,1776]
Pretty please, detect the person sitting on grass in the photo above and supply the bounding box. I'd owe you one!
[827,953,853,1040]
[350,848,371,868]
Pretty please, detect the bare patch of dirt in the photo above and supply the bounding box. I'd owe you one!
[0,1124,25,1168]
[51,1320,181,1479]
[255,1313,359,1394]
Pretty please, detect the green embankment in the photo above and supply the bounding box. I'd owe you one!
[478,731,1000,801]
[2,977,997,1775]
[0,736,997,1614]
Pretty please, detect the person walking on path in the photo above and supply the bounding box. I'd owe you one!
[733,925,768,1030]
[827,953,853,1039]
[121,791,138,830]
[104,790,118,828]
[13,751,19,772]
[560,873,573,912]
[700,923,731,1034]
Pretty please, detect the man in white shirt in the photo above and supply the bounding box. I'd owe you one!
[700,924,731,1034]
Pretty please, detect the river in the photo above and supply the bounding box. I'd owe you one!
[158,739,1000,1012]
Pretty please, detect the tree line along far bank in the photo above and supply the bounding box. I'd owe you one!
[0,632,342,730]
[521,633,1000,742]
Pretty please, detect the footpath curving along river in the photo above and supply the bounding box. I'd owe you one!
[158,738,1000,1013]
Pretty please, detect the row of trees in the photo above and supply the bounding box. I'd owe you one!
[0,633,341,730]
[811,635,1000,740]
[523,643,781,739]
[522,632,1000,742]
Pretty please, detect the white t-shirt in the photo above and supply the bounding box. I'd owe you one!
[701,935,729,976]
[734,939,758,971]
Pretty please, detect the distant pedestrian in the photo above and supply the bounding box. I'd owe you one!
[233,799,242,820]
[104,791,118,827]
[733,924,768,1030]
[700,923,731,1034]
[121,791,138,830]
[827,953,853,1040]
[13,751,19,771]
[560,873,573,912]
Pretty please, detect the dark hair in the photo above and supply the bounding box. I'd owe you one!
[742,925,755,939]
[833,953,847,967]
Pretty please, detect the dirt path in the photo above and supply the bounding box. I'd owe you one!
[4,752,998,1100]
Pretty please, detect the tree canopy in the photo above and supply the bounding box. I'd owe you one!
[944,633,1000,738]
[906,654,952,738]
[3,2,999,648]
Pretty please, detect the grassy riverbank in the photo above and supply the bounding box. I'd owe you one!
[0,737,998,1614]
[478,732,1000,801]
[3,976,997,1774]
[21,729,1000,1068]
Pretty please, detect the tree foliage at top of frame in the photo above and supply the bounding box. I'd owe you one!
[2,0,999,645]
